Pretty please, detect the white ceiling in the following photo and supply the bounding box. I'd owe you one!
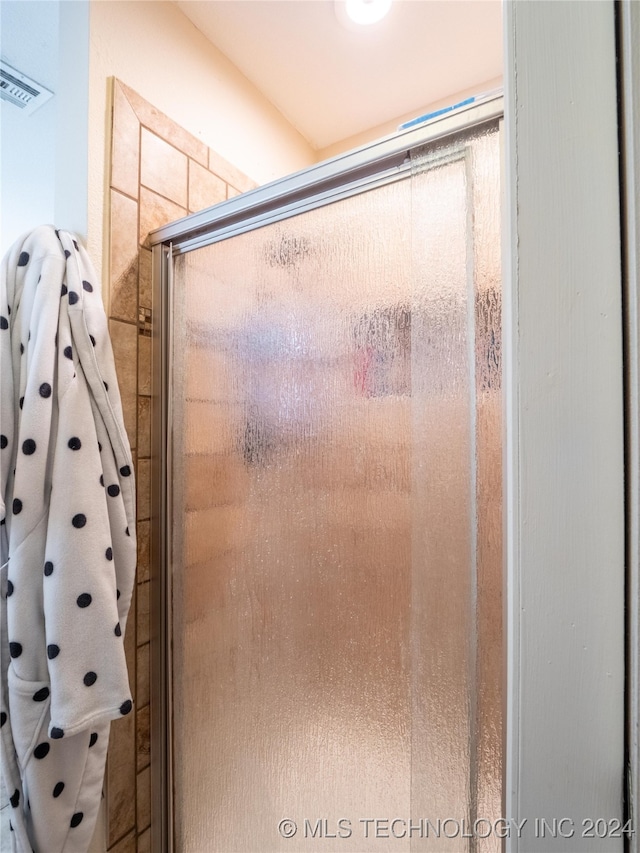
[175,0,503,151]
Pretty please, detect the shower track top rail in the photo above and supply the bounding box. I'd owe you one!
[149,94,503,253]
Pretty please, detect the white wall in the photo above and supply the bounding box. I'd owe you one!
[1,1,89,254]
[88,0,316,287]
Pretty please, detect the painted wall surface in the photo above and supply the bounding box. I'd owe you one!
[1,0,88,254]
[317,75,503,162]
[88,0,316,287]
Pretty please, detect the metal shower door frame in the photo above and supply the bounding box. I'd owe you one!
[149,95,503,853]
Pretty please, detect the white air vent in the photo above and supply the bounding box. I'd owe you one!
[0,61,53,115]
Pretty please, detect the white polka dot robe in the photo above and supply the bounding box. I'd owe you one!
[0,226,137,852]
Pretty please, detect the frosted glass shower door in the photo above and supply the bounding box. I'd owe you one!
[169,123,502,852]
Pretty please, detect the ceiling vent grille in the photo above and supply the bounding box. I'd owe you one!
[0,61,53,115]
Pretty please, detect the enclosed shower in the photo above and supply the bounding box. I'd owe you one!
[150,97,503,853]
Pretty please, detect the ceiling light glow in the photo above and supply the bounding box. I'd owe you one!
[345,0,392,26]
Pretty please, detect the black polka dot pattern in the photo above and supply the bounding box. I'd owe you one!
[19,396,24,409]
[0,317,8,330]
[5,228,140,782]
[22,438,36,455]
[7,580,13,596]
[10,790,19,808]
[0,435,7,449]
[0,712,6,727]
[33,743,50,759]
[70,812,84,828]
[9,642,22,658]
[17,252,29,267]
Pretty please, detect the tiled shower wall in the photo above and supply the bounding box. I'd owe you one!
[105,78,256,853]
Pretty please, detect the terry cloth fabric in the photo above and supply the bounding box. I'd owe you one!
[0,226,137,852]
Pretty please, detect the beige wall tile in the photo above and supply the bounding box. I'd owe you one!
[137,581,150,646]
[209,147,258,193]
[137,396,151,458]
[227,186,240,199]
[137,458,151,521]
[137,642,150,708]
[183,401,241,455]
[139,187,186,248]
[118,80,209,167]
[136,766,151,833]
[106,830,136,853]
[107,82,259,851]
[109,321,137,450]
[110,191,139,323]
[141,128,188,208]
[137,828,151,853]
[137,519,150,583]
[182,550,238,626]
[136,704,150,772]
[185,452,250,511]
[188,159,227,213]
[184,504,245,566]
[138,334,151,396]
[138,248,152,310]
[111,82,139,200]
[106,711,136,847]
[185,347,235,402]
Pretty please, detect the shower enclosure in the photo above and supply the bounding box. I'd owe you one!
[150,97,503,853]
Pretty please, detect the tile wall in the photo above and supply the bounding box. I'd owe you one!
[105,78,256,853]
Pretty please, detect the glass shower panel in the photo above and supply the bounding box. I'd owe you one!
[170,122,502,853]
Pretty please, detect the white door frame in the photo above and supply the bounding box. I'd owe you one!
[503,2,629,850]
[619,0,640,845]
